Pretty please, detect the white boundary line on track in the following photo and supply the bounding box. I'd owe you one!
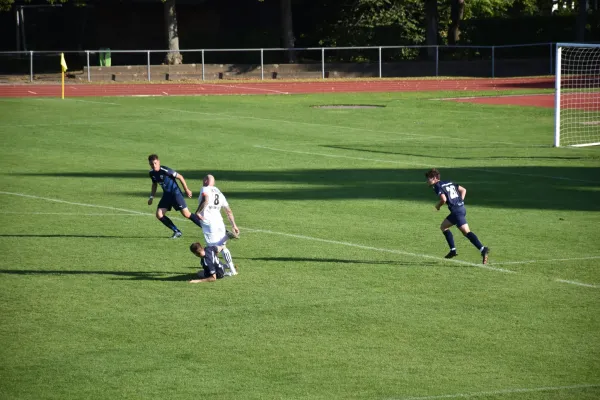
[254,145,600,184]
[432,93,552,101]
[388,383,600,400]
[3,190,600,289]
[203,83,290,95]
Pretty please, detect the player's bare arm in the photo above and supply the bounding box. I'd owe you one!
[195,193,208,217]
[436,193,447,210]
[176,174,193,198]
[224,207,240,235]
[189,273,217,283]
[458,185,466,200]
[148,182,157,205]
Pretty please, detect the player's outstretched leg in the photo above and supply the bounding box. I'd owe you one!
[221,247,237,275]
[158,216,182,238]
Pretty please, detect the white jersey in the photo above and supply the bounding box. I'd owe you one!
[198,186,229,232]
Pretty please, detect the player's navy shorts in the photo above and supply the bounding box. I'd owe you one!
[157,191,187,211]
[446,208,467,227]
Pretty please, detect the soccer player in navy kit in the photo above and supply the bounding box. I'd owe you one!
[425,168,490,264]
[188,242,234,283]
[147,154,205,238]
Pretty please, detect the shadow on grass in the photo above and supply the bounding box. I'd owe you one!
[0,269,198,282]
[0,234,152,239]
[241,256,438,266]
[15,165,600,211]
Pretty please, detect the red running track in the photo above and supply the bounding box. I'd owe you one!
[0,78,553,98]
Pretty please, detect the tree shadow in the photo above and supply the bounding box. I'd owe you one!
[16,165,600,211]
[0,268,197,282]
[0,234,151,239]
[241,256,437,267]
[323,145,591,161]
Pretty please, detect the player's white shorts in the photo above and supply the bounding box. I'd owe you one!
[202,222,228,247]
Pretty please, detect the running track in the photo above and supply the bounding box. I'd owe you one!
[0,77,553,97]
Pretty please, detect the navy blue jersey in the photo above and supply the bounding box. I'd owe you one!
[432,180,465,212]
[149,166,182,195]
[201,246,225,279]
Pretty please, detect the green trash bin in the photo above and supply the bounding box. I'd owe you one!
[99,48,111,67]
[104,48,111,67]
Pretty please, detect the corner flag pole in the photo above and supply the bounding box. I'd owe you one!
[60,53,68,99]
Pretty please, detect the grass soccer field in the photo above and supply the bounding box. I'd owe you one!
[1,90,599,400]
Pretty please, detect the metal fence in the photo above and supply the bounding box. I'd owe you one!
[0,43,556,83]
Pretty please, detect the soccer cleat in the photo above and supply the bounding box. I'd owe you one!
[444,250,458,259]
[170,231,183,239]
[481,247,490,264]
[226,230,239,240]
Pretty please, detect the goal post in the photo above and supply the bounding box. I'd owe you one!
[554,43,600,147]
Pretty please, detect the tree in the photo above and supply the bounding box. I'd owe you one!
[424,0,438,59]
[448,0,465,45]
[163,0,182,64]
[280,0,296,62]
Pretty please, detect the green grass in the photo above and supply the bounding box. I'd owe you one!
[0,90,599,400]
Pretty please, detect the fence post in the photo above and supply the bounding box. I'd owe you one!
[321,48,325,79]
[202,50,205,81]
[261,48,264,81]
[491,46,495,78]
[378,47,382,78]
[550,42,554,75]
[29,51,33,82]
[435,46,439,77]
[86,51,91,82]
[147,51,151,82]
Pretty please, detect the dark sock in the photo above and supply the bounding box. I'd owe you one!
[189,213,204,228]
[442,230,455,250]
[466,232,484,251]
[159,216,179,232]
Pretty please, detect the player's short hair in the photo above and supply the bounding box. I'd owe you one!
[425,168,440,180]
[148,154,159,162]
[190,242,204,254]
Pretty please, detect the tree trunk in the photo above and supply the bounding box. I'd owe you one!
[425,0,438,60]
[164,0,182,65]
[576,0,587,42]
[448,0,465,45]
[281,0,296,63]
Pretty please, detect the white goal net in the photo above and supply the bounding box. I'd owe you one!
[554,43,600,147]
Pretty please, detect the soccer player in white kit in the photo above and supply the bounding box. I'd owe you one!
[195,174,239,275]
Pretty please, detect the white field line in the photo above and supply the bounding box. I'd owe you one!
[0,191,145,215]
[254,145,600,184]
[155,107,529,147]
[555,279,600,288]
[493,256,600,265]
[2,211,149,216]
[69,99,120,106]
[2,191,599,287]
[242,227,514,273]
[389,383,600,400]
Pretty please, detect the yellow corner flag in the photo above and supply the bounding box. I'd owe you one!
[60,53,68,72]
[60,53,68,99]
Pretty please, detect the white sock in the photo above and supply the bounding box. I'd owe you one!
[222,247,236,275]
